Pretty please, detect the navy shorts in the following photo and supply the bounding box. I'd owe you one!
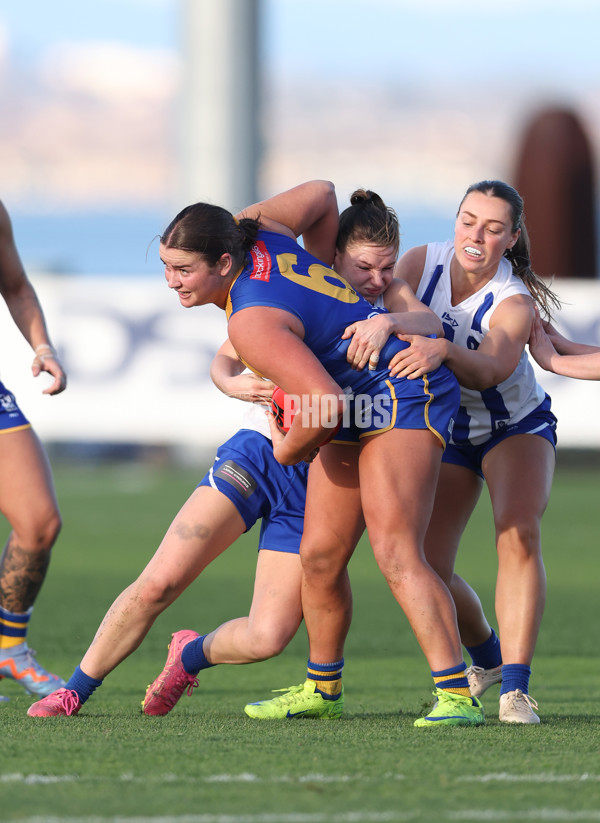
[0,382,30,433]
[198,429,308,554]
[443,395,557,479]
[331,365,460,448]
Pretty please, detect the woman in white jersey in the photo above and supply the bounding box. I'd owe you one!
[386,180,561,724]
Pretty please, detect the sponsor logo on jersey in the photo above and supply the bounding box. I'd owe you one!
[249,240,272,281]
[441,311,458,327]
[0,392,18,412]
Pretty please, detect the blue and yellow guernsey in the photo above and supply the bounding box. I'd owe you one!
[226,230,460,444]
[226,230,408,395]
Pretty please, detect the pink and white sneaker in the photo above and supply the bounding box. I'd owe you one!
[27,688,81,717]
[142,630,200,716]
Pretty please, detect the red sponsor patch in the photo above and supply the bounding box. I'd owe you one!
[249,240,272,281]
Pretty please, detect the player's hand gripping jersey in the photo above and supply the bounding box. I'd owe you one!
[227,231,460,444]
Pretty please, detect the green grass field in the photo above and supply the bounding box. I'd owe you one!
[1,455,599,822]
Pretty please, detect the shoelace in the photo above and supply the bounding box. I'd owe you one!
[434,688,464,700]
[183,675,199,698]
[267,684,306,704]
[53,688,80,715]
[433,688,479,710]
[158,669,198,709]
[510,690,539,712]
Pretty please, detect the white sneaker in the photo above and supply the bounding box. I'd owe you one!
[466,664,502,697]
[499,689,540,724]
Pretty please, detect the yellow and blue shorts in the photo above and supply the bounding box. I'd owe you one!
[0,382,31,433]
[330,363,460,449]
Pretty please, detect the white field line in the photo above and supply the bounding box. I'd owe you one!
[4,809,600,823]
[449,815,600,821]
[2,772,600,786]
[457,773,600,783]
[3,775,600,822]
[0,814,420,823]
[1,772,406,785]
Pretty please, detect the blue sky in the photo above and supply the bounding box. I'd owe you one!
[1,0,598,90]
[1,0,598,274]
[0,0,175,55]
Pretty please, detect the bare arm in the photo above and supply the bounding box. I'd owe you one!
[544,319,600,356]
[228,306,344,464]
[529,310,600,380]
[237,180,339,266]
[391,294,534,389]
[210,337,275,404]
[0,201,66,395]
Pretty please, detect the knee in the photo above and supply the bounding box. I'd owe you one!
[131,575,178,611]
[301,539,350,580]
[371,537,433,591]
[434,565,455,588]
[12,507,62,552]
[371,536,410,579]
[44,509,62,547]
[497,519,542,560]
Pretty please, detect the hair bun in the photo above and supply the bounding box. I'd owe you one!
[350,189,370,206]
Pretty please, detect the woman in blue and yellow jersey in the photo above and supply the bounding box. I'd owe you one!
[27,182,482,728]
[0,199,66,700]
[152,181,482,728]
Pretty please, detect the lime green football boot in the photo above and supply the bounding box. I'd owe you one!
[414,688,485,728]
[244,679,344,719]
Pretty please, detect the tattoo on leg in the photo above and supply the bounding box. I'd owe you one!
[0,536,51,612]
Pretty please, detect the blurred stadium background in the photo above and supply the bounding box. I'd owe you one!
[0,0,598,460]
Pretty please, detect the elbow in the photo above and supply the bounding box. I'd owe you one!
[313,180,336,205]
[315,179,335,194]
[209,362,224,391]
[463,370,509,392]
[468,377,494,391]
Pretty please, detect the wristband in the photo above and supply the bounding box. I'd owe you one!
[34,344,55,356]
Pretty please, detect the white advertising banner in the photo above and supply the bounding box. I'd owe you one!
[0,274,246,454]
[526,279,600,449]
[1,275,600,453]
